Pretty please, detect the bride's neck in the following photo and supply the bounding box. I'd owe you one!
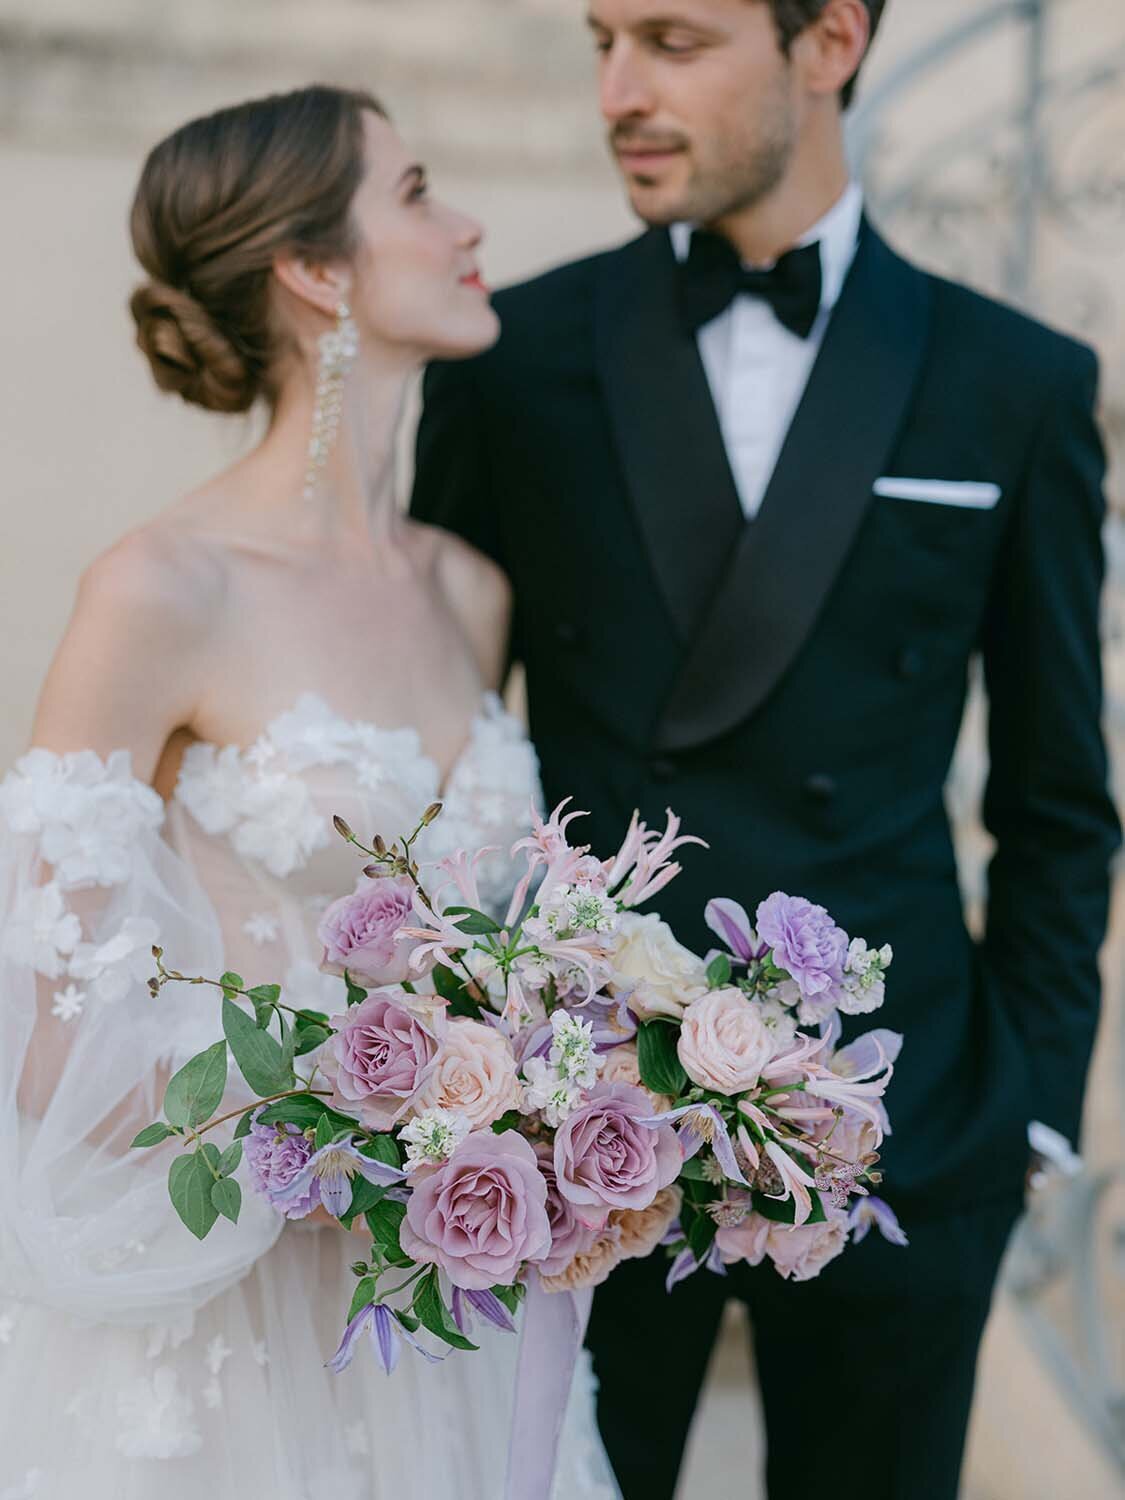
[255,351,413,548]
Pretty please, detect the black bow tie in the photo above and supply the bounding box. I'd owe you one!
[678,230,823,339]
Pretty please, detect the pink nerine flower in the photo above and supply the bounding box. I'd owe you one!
[319,990,439,1129]
[400,1130,552,1289]
[411,1018,522,1129]
[677,987,774,1095]
[317,874,426,986]
[553,1082,681,1229]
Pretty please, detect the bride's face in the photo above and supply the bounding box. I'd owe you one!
[346,112,499,361]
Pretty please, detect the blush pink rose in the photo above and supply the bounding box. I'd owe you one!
[533,1141,599,1277]
[553,1082,682,1229]
[411,1018,521,1129]
[400,1130,552,1289]
[715,1208,772,1267]
[319,990,438,1129]
[611,1185,682,1260]
[317,874,426,986]
[765,1215,848,1282]
[539,1229,624,1294]
[677,987,774,1095]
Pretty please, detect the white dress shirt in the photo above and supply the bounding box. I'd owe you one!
[670,181,864,519]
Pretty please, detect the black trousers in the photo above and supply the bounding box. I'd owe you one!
[585,1195,1023,1500]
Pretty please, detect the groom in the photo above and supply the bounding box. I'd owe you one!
[412,1,1120,1495]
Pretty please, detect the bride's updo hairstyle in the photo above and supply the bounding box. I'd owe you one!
[129,84,383,413]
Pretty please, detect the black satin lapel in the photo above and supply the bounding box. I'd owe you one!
[656,227,933,752]
[596,230,744,642]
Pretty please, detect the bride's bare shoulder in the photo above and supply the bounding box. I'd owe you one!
[419,523,512,685]
[77,508,229,636]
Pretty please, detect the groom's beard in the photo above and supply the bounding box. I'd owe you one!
[610,98,796,229]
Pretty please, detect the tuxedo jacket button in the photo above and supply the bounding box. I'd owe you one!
[896,646,924,681]
[649,757,678,783]
[803,773,836,803]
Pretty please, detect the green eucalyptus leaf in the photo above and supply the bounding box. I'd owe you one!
[294,1018,331,1056]
[131,1121,175,1149]
[247,983,280,1029]
[220,971,245,998]
[169,1152,219,1240]
[278,1013,297,1078]
[162,1041,228,1129]
[344,974,368,1008]
[314,1114,335,1152]
[232,1108,255,1140]
[637,1021,688,1098]
[222,996,293,1097]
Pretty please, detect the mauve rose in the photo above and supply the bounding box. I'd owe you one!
[533,1141,599,1277]
[539,1228,624,1294]
[317,874,426,986]
[715,1209,771,1267]
[677,987,774,1094]
[400,1130,552,1289]
[244,1115,320,1219]
[756,892,848,1007]
[319,989,438,1129]
[766,1214,848,1282]
[411,1018,521,1129]
[553,1082,681,1229]
[611,1185,682,1260]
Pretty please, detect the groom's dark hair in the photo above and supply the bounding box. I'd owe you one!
[765,0,887,108]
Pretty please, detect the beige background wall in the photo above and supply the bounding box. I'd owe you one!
[1,3,1121,1496]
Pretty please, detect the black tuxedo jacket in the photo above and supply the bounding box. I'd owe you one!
[412,220,1120,1216]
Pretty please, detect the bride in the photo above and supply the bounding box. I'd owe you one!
[0,85,619,1500]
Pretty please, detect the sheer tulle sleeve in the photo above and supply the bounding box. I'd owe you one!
[0,749,282,1327]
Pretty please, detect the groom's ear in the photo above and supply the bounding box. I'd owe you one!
[271,252,351,320]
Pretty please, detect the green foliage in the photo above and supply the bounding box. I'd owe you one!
[232,1108,255,1140]
[246,983,280,1029]
[293,1013,331,1056]
[444,905,502,936]
[490,1110,523,1135]
[361,1133,402,1169]
[366,1199,411,1267]
[222,996,294,1097]
[637,1021,688,1098]
[706,954,732,989]
[218,1141,243,1177]
[314,1114,335,1152]
[220,972,244,997]
[413,1269,477,1351]
[347,1275,379,1323]
[169,1152,219,1240]
[210,1176,242,1223]
[162,1041,228,1130]
[131,1121,176,1149]
[684,1202,717,1263]
[339,1176,387,1230]
[344,974,368,1008]
[491,1283,526,1316]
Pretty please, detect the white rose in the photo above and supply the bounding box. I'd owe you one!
[611,912,708,1021]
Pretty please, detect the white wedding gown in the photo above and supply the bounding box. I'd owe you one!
[0,692,620,1500]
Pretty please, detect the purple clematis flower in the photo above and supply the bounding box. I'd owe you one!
[328,1301,444,1375]
[666,1239,727,1292]
[637,1102,749,1186]
[270,1137,406,1219]
[704,898,769,967]
[847,1196,909,1247]
[450,1286,517,1336]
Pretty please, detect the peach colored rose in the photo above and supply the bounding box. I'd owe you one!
[599,1045,674,1114]
[612,912,708,1022]
[539,1228,624,1293]
[677,987,774,1095]
[412,1017,521,1129]
[766,1215,848,1281]
[611,1185,682,1260]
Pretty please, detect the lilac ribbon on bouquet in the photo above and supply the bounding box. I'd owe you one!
[504,1277,594,1500]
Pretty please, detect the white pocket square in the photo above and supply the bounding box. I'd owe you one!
[874,477,1001,509]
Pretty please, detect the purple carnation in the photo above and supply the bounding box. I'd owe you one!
[244,1114,320,1219]
[755,892,848,1011]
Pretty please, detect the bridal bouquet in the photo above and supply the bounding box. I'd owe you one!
[134,798,904,1372]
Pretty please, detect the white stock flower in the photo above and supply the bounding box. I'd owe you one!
[70,917,161,1004]
[541,882,620,939]
[400,1107,471,1170]
[549,1010,601,1088]
[4,882,81,979]
[838,939,893,1016]
[521,1056,585,1126]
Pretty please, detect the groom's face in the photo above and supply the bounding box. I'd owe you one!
[588,0,800,227]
